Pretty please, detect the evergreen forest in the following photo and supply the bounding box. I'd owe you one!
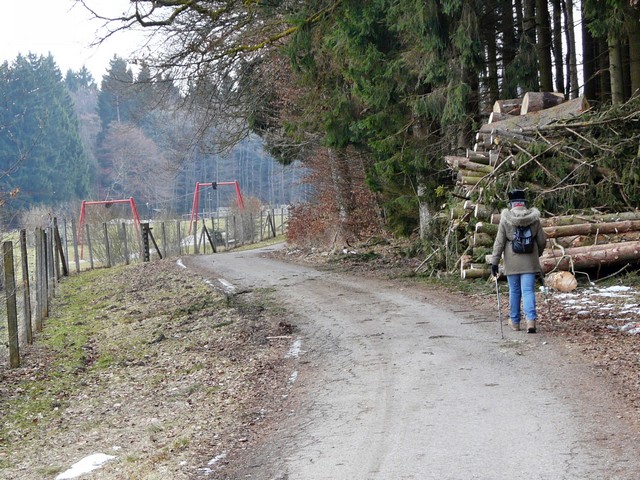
[0,53,306,228]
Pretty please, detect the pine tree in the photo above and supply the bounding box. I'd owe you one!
[0,54,91,216]
[98,56,135,130]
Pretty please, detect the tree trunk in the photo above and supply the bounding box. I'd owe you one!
[609,37,625,103]
[523,0,540,90]
[536,0,554,92]
[581,0,598,101]
[564,0,580,98]
[488,111,515,123]
[550,0,564,94]
[461,266,490,279]
[472,232,494,247]
[550,231,640,248]
[492,98,522,114]
[483,4,500,106]
[597,38,611,102]
[445,156,495,174]
[327,148,354,250]
[417,182,433,240]
[479,96,588,134]
[501,0,518,98]
[625,6,640,94]
[540,240,640,272]
[544,220,640,238]
[520,91,565,114]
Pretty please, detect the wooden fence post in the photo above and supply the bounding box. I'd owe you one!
[176,220,182,256]
[71,219,80,274]
[34,228,44,331]
[85,224,94,270]
[141,223,150,262]
[63,219,70,274]
[103,223,112,268]
[225,214,230,250]
[260,211,264,242]
[54,218,68,277]
[46,228,55,299]
[19,230,33,344]
[121,222,130,265]
[193,221,199,255]
[4,241,20,368]
[161,222,167,259]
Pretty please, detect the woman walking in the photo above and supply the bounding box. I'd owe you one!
[490,189,546,333]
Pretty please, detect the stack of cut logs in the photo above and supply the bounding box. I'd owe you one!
[462,211,640,279]
[446,91,588,199]
[447,92,640,279]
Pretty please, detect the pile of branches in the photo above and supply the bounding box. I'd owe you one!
[444,93,640,280]
[475,93,640,213]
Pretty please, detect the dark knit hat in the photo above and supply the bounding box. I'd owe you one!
[508,189,526,203]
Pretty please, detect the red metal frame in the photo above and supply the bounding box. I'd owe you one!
[188,181,245,234]
[78,198,142,257]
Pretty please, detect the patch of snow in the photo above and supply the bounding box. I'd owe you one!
[208,452,227,466]
[55,453,115,480]
[289,370,298,385]
[592,291,632,298]
[598,286,632,292]
[218,278,236,295]
[285,338,302,358]
[607,322,640,335]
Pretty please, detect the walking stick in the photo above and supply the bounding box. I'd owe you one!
[495,276,504,339]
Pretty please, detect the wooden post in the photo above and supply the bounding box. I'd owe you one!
[120,222,130,265]
[141,223,151,262]
[202,223,217,253]
[233,215,237,247]
[85,224,94,270]
[161,222,167,259]
[54,218,68,277]
[62,219,70,274]
[225,214,230,250]
[4,241,20,368]
[34,228,44,331]
[270,211,276,237]
[176,220,182,256]
[19,230,33,345]
[52,222,61,281]
[45,229,55,300]
[193,221,199,254]
[103,223,112,268]
[199,221,206,254]
[71,219,80,274]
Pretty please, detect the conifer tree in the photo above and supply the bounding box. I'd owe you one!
[0,54,90,215]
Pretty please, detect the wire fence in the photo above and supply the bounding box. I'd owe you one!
[0,208,288,368]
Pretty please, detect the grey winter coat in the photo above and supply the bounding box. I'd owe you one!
[490,206,546,275]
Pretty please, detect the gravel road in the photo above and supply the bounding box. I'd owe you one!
[184,245,640,480]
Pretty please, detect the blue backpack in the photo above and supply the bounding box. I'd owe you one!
[512,225,534,254]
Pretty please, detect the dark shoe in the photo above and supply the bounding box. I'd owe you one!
[527,320,536,334]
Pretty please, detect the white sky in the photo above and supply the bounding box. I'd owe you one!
[0,0,148,81]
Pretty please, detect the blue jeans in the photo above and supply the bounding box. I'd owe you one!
[507,273,537,324]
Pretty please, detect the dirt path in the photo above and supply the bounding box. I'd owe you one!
[184,246,640,480]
